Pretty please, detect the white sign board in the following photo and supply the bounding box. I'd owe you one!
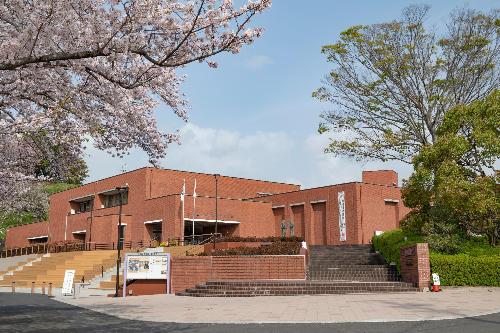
[432,273,441,286]
[338,191,347,241]
[123,253,171,297]
[62,269,75,295]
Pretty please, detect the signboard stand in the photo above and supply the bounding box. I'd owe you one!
[123,253,171,298]
[62,269,76,296]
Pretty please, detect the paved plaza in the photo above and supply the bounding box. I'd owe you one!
[2,291,500,333]
[53,287,500,324]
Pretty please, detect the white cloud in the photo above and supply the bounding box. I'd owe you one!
[244,55,273,70]
[84,123,413,188]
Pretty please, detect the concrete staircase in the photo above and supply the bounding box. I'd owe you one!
[178,245,418,297]
[177,280,418,297]
[307,245,400,281]
[89,245,205,291]
[0,251,117,288]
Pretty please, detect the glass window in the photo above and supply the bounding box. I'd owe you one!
[104,191,128,208]
[78,200,92,213]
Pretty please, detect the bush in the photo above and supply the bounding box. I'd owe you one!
[371,229,423,272]
[373,228,500,286]
[200,241,302,256]
[216,236,303,243]
[430,254,500,286]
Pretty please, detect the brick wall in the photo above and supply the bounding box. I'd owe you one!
[171,255,305,293]
[400,243,430,290]
[362,170,398,186]
[5,221,48,248]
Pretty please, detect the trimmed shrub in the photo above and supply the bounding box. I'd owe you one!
[373,228,500,286]
[430,254,500,286]
[199,241,301,256]
[371,229,423,272]
[216,236,304,243]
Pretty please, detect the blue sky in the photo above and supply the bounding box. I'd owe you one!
[85,0,499,188]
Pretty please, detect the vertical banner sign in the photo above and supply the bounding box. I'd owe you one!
[338,191,347,241]
[62,269,76,295]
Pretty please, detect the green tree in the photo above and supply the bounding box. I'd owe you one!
[314,5,499,163]
[402,90,500,248]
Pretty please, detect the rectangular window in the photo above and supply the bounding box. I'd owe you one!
[104,191,128,208]
[78,200,93,213]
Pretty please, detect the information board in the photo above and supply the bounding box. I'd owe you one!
[62,269,75,295]
[125,253,169,280]
[123,253,171,297]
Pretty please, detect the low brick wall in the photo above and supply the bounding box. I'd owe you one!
[171,255,305,293]
[400,243,430,291]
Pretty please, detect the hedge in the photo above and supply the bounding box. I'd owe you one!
[371,229,423,272]
[372,229,500,286]
[216,236,304,243]
[199,241,302,256]
[430,254,500,286]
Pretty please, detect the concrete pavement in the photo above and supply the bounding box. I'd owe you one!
[56,287,500,324]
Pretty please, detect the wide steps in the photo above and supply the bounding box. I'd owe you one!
[177,280,418,297]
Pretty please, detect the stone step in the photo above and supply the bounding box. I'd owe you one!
[178,280,418,297]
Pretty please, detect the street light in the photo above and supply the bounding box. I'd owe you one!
[213,174,220,250]
[114,185,128,298]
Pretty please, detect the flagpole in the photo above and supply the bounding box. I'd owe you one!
[192,179,196,242]
[181,179,185,246]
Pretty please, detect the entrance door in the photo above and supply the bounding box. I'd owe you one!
[118,225,125,249]
[151,223,162,242]
[312,202,327,245]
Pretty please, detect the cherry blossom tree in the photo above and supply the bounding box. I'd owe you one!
[0,0,271,222]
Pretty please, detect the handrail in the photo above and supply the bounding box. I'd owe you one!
[0,235,225,258]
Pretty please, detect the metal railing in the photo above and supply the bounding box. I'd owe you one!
[0,233,223,258]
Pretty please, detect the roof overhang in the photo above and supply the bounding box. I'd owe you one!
[69,194,94,203]
[27,235,48,240]
[144,219,162,225]
[184,218,240,224]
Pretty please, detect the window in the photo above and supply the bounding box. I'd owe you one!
[78,200,93,213]
[104,191,128,208]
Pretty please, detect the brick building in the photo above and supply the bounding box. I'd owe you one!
[5,168,409,248]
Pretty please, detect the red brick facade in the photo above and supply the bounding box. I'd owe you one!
[5,168,410,249]
[400,243,431,290]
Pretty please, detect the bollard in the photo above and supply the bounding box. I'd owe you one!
[48,283,53,297]
[42,282,46,295]
[12,281,15,293]
[31,282,35,294]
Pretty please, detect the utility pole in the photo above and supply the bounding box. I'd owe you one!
[114,185,128,298]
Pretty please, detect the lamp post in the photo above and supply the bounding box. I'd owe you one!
[114,185,128,298]
[213,174,220,249]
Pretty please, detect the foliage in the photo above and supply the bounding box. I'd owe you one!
[371,229,423,272]
[216,236,304,243]
[402,90,500,247]
[0,182,77,240]
[430,254,500,286]
[0,0,270,213]
[200,241,302,256]
[372,229,500,286]
[314,5,500,163]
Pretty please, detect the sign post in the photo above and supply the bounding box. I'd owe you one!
[123,253,171,298]
[62,269,75,296]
